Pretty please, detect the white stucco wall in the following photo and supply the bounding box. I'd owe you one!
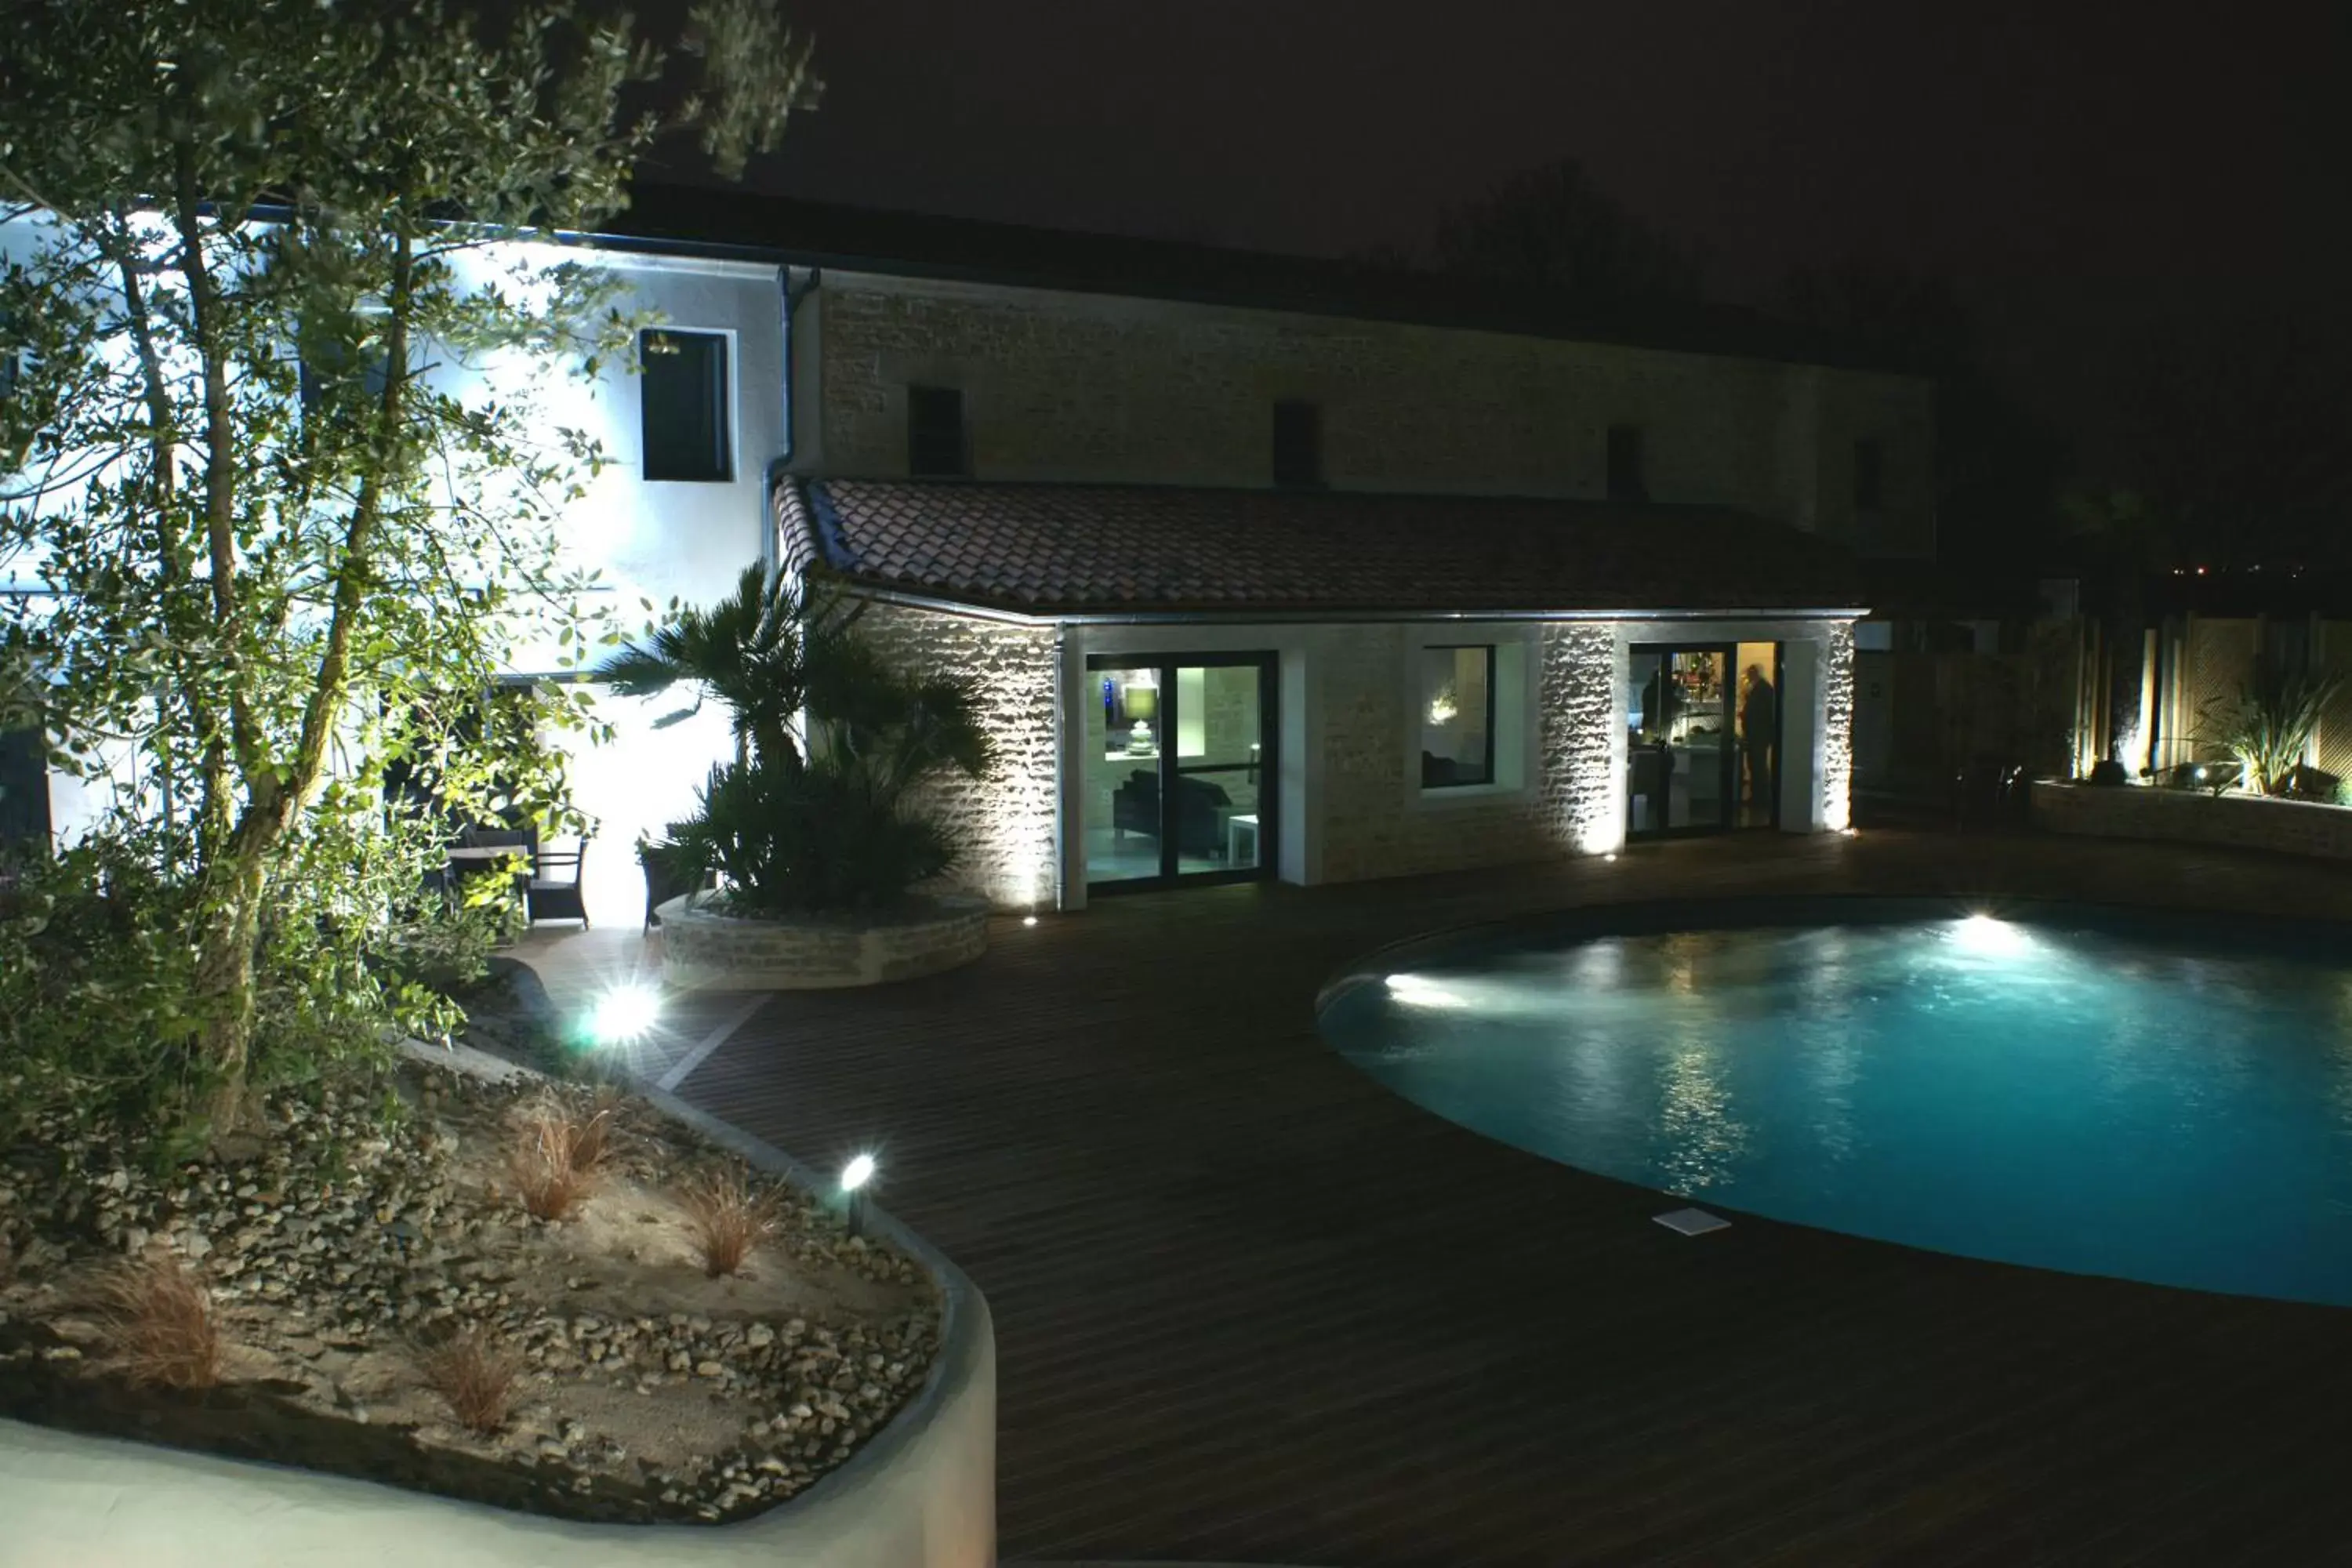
[1,216,782,869]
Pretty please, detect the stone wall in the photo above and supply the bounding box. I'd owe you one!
[1820,619,1857,832]
[1542,624,1625,854]
[2033,780,2352,861]
[1314,626,1557,883]
[660,898,989,990]
[852,601,1059,909]
[810,277,1934,556]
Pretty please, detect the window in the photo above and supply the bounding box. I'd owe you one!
[640,329,731,482]
[0,727,49,848]
[1853,437,1885,511]
[298,345,391,421]
[1272,399,1322,488]
[1420,645,1496,789]
[907,385,967,477]
[1606,424,1646,502]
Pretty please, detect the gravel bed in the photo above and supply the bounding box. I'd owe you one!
[0,1058,941,1524]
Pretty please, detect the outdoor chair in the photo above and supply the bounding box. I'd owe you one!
[639,840,716,931]
[526,839,591,927]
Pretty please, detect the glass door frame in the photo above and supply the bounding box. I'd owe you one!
[1626,641,1740,840]
[1084,651,1278,894]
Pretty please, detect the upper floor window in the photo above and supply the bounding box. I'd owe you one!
[1272,399,1323,488]
[907,385,967,477]
[1853,437,1885,512]
[641,329,731,483]
[1606,424,1646,502]
[1420,645,1497,789]
[298,342,391,423]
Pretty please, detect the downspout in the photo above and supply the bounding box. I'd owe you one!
[766,265,821,579]
[778,264,821,470]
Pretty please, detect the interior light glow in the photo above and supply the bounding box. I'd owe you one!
[1022,914,1039,927]
[590,984,660,1045]
[840,1153,878,1193]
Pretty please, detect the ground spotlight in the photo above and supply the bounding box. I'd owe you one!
[590,983,660,1046]
[1022,914,1038,927]
[840,1153,878,1237]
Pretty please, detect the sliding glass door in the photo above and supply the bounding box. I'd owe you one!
[1085,653,1276,891]
[1626,642,1782,839]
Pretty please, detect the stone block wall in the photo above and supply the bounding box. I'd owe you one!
[1542,624,1625,853]
[852,600,1059,909]
[1820,619,1857,832]
[2033,780,2352,860]
[1313,626,1559,883]
[809,278,1934,557]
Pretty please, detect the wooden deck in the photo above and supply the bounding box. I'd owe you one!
[637,833,2352,1566]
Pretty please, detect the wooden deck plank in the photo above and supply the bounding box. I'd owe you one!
[668,831,2352,1566]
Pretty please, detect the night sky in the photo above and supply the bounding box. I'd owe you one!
[713,0,2349,460]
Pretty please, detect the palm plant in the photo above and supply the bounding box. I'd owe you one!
[600,564,992,914]
[2200,663,2343,797]
[598,564,829,772]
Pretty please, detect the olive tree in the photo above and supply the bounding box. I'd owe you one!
[0,0,817,1132]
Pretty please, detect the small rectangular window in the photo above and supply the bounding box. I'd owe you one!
[0,726,49,848]
[298,347,390,420]
[907,385,967,477]
[1606,424,1646,502]
[1272,399,1322,488]
[641,329,731,483]
[1420,645,1496,789]
[1853,437,1885,511]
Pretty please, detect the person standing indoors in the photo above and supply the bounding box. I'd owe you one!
[1740,663,1777,808]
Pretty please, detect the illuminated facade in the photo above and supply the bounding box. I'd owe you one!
[5,191,1910,916]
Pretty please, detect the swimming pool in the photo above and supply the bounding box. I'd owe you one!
[1319,898,2352,1306]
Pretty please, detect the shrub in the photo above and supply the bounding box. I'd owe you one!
[680,1168,779,1278]
[2201,665,2343,797]
[93,1256,222,1390]
[506,1098,608,1221]
[419,1324,521,1436]
[604,568,991,916]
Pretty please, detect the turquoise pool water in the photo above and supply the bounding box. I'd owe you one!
[1319,901,2352,1306]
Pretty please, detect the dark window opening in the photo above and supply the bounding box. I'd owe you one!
[907,385,967,477]
[0,727,49,851]
[1606,424,1646,502]
[1420,645,1497,789]
[641,329,731,482]
[1854,437,1885,512]
[1272,399,1323,488]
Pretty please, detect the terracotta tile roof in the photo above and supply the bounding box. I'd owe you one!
[778,477,1867,619]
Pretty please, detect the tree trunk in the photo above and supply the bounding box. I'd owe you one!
[194,848,268,1135]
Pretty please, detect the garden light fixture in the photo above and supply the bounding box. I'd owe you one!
[590,983,660,1046]
[840,1153,878,1239]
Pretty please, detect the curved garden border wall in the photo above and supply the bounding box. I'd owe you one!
[659,895,989,991]
[2031,779,2352,861]
[0,1072,996,1568]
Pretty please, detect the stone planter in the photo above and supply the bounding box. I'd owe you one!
[0,1083,996,1568]
[658,895,990,991]
[2032,779,2352,861]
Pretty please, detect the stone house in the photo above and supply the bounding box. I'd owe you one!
[679,191,1912,909]
[5,189,1923,917]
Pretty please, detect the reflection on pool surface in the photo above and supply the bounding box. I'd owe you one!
[1319,902,2352,1306]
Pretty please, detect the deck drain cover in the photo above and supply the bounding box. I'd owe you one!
[1653,1207,1730,1236]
